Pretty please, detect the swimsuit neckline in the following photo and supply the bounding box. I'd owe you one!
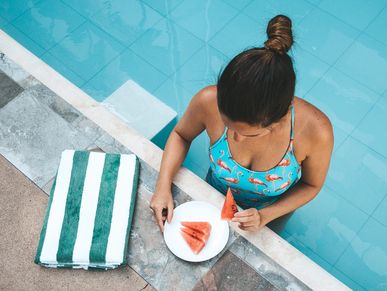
[213,103,297,174]
[224,129,293,173]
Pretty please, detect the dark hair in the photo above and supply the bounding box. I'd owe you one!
[216,14,296,127]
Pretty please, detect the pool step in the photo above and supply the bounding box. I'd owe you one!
[102,80,177,146]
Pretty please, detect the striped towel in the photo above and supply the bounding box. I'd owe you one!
[34,149,140,270]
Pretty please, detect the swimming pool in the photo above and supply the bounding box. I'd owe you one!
[1,0,387,289]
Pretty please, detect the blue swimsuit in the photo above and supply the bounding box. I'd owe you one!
[206,104,302,210]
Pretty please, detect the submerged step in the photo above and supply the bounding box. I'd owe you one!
[102,80,177,141]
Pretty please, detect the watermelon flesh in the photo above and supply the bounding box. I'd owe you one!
[221,187,238,220]
[179,221,212,254]
[180,221,212,237]
[180,226,209,244]
[180,231,205,254]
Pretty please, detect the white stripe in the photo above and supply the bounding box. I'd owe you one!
[105,154,136,263]
[40,150,75,263]
[72,152,106,264]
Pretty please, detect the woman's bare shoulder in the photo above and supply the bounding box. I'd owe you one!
[194,85,219,118]
[295,97,334,152]
[197,85,218,106]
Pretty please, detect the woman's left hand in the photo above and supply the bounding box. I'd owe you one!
[231,208,263,231]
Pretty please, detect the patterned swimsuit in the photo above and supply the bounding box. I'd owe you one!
[206,104,302,210]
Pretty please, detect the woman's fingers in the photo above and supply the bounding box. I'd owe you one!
[149,190,174,233]
[234,208,255,217]
[167,201,174,223]
[231,215,254,223]
[154,207,165,233]
[239,221,262,230]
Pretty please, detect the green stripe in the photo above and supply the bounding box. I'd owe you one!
[89,154,121,263]
[122,156,139,264]
[56,151,90,263]
[34,173,58,264]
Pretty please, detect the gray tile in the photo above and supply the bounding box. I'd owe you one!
[25,84,105,143]
[0,87,94,187]
[87,145,104,153]
[41,177,55,195]
[229,236,311,291]
[193,250,277,291]
[28,84,81,123]
[70,115,105,142]
[94,132,133,155]
[0,53,41,88]
[127,183,238,291]
[0,72,23,108]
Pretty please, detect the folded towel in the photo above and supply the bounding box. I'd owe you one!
[34,149,139,270]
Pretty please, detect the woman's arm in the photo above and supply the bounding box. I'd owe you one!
[258,113,334,227]
[150,86,213,231]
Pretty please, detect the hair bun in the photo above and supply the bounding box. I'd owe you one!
[264,14,293,54]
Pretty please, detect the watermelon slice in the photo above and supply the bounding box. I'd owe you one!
[180,226,209,244]
[221,187,238,220]
[180,231,205,254]
[180,221,212,237]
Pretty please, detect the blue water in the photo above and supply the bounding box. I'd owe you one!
[1,1,387,289]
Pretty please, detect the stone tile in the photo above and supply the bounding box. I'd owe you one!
[228,236,311,291]
[29,84,82,123]
[0,154,151,291]
[1,54,83,123]
[87,145,105,153]
[94,132,133,155]
[0,71,23,108]
[0,87,93,187]
[0,53,41,88]
[127,183,238,291]
[70,115,105,142]
[41,177,55,195]
[193,250,277,291]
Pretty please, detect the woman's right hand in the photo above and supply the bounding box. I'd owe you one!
[149,188,174,233]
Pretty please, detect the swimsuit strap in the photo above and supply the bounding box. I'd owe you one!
[289,102,296,155]
[290,102,295,140]
[223,126,228,139]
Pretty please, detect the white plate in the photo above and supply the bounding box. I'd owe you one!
[163,200,229,262]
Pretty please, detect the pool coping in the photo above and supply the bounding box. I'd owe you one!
[0,29,350,291]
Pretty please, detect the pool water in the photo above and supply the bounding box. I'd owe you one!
[1,0,387,289]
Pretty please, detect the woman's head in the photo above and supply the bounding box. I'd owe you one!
[216,14,296,135]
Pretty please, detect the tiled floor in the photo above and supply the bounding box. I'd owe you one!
[1,0,387,289]
[0,71,23,107]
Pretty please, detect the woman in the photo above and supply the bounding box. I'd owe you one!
[150,14,333,233]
